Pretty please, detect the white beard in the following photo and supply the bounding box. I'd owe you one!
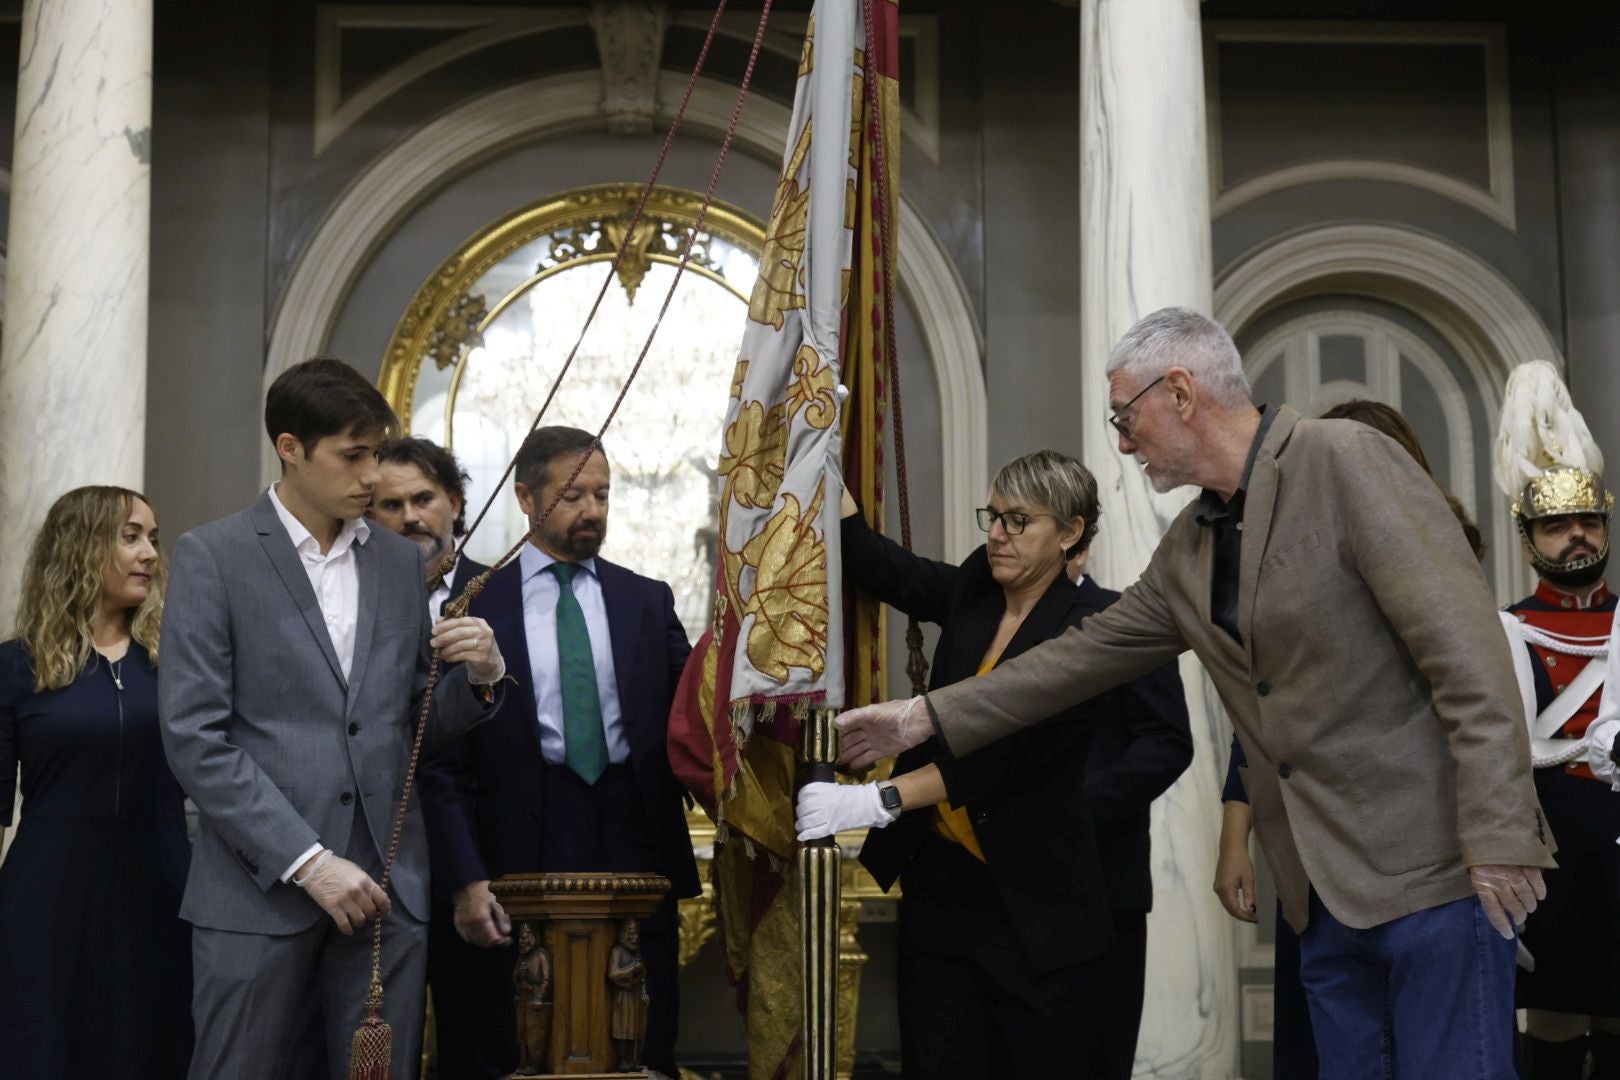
[1137,453,1190,494]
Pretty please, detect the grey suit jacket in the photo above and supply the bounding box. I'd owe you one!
[159,493,498,934]
[927,407,1556,932]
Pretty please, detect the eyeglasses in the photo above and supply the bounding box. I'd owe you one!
[1107,375,1166,440]
[975,507,1055,535]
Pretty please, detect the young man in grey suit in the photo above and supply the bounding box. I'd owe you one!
[159,358,506,1080]
[837,309,1556,1078]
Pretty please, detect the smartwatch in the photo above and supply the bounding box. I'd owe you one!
[877,781,903,814]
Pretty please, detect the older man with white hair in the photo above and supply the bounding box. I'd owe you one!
[836,307,1556,1078]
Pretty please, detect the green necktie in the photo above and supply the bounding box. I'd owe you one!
[548,562,609,784]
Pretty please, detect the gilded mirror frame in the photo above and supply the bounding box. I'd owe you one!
[377,182,767,435]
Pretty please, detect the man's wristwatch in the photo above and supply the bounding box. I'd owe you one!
[876,781,903,814]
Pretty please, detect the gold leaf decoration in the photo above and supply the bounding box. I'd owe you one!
[747,122,813,331]
[718,400,788,511]
[738,488,828,684]
[427,292,488,370]
[601,217,659,302]
[787,345,838,430]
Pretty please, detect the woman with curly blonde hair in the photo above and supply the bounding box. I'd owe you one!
[0,486,193,1078]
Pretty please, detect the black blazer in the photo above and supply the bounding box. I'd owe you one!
[420,554,488,901]
[844,514,1189,972]
[420,555,701,900]
[1079,580,1193,913]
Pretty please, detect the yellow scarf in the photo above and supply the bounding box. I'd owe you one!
[927,651,1000,862]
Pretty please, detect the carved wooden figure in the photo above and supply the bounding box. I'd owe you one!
[605,919,650,1072]
[513,923,555,1076]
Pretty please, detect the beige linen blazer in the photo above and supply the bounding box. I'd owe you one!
[926,406,1555,931]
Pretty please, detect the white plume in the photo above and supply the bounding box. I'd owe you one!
[1494,359,1604,497]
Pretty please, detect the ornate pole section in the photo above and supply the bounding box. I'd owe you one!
[0,0,153,626]
[1078,0,1238,1073]
[798,707,841,1079]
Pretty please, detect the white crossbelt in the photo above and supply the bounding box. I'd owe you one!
[1499,611,1607,768]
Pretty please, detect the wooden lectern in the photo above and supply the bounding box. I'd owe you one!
[491,871,672,1079]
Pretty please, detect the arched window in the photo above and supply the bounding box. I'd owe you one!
[378,184,764,633]
[1237,295,1508,593]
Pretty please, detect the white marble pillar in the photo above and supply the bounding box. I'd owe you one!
[0,0,153,629]
[1079,1,1239,1076]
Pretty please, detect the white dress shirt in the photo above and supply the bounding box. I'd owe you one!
[268,484,370,882]
[518,542,629,767]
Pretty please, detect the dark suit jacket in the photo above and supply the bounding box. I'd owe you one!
[842,514,1189,972]
[423,554,700,900]
[1079,580,1193,913]
[419,553,489,902]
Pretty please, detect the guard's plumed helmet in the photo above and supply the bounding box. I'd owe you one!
[1494,360,1613,585]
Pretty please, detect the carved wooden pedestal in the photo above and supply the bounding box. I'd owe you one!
[492,871,672,1079]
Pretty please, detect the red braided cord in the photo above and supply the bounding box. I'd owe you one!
[860,0,911,555]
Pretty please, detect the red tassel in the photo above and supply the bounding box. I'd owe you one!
[347,982,392,1080]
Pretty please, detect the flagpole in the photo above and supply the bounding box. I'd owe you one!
[798,706,841,1080]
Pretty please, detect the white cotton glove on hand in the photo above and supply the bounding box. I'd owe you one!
[795,782,900,842]
[1469,864,1547,940]
[1586,715,1620,789]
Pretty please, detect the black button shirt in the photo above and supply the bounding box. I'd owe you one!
[1195,406,1276,645]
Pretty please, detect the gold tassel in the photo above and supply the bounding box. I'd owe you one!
[347,978,392,1080]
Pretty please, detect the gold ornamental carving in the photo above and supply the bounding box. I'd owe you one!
[426,291,488,370]
[676,883,718,969]
[377,183,766,426]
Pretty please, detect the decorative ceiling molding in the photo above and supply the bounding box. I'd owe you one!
[1204,21,1516,231]
[313,5,588,156]
[266,70,987,560]
[588,1,668,134]
[314,6,942,164]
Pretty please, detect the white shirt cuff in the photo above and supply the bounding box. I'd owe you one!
[282,842,325,884]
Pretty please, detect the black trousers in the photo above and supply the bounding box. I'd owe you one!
[1088,911,1147,1080]
[431,763,681,1078]
[1518,767,1620,1017]
[426,902,509,1080]
[897,834,1102,1078]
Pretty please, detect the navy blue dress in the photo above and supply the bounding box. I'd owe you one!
[0,639,193,1078]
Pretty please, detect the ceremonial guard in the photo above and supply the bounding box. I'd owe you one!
[1495,361,1620,1076]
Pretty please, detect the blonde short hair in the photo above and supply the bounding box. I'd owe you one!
[991,450,1100,557]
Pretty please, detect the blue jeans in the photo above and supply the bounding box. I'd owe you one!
[1298,892,1518,1079]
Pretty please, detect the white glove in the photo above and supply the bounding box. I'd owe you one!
[1586,715,1620,790]
[834,696,929,771]
[795,781,900,842]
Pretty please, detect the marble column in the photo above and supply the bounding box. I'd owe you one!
[0,0,153,629]
[1079,2,1239,1076]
